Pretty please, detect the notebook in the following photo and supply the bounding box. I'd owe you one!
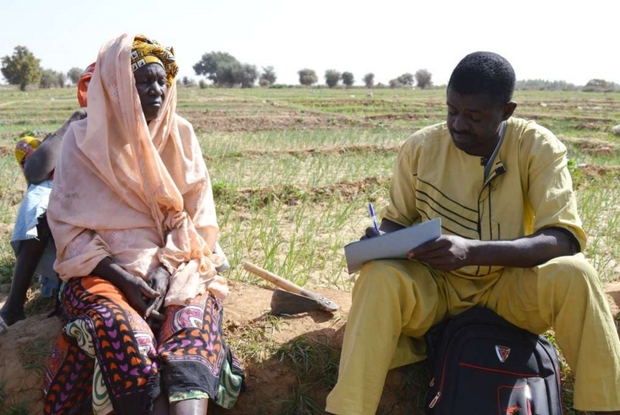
[344,218,442,274]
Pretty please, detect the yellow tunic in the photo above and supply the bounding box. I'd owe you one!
[384,117,586,279]
[326,118,620,414]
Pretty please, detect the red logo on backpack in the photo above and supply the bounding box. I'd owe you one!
[495,345,511,362]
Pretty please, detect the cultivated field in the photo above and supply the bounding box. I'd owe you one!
[0,86,619,414]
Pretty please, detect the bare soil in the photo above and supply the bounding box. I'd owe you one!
[192,114,372,133]
[206,145,400,160]
[1,280,619,414]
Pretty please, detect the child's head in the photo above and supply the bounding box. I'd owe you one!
[14,136,41,171]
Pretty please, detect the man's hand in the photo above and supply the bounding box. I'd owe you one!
[361,226,383,240]
[407,235,472,271]
[144,266,170,322]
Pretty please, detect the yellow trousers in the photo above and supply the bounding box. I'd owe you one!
[326,255,620,414]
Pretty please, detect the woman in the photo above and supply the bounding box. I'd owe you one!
[43,34,244,415]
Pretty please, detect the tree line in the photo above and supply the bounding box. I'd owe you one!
[192,51,434,89]
[0,46,434,91]
[3,46,619,92]
[1,46,91,91]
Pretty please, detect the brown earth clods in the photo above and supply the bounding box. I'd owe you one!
[206,145,400,160]
[1,280,619,414]
[576,164,620,178]
[192,115,373,133]
[1,282,406,414]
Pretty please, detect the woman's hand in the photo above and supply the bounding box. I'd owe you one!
[144,266,170,321]
[116,272,161,319]
[93,257,160,319]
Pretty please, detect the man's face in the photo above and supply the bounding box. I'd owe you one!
[134,63,168,123]
[446,88,515,158]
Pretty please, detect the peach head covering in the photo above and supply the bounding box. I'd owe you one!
[48,33,226,306]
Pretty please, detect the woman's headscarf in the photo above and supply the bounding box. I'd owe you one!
[48,33,226,305]
[130,35,178,85]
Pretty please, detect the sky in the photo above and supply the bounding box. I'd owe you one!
[1,0,618,87]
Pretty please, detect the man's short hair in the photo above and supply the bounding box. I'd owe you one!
[447,52,515,104]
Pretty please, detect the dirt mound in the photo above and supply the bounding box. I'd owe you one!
[206,144,400,160]
[192,115,371,133]
[576,164,620,178]
[0,281,419,414]
[216,177,391,208]
[2,280,619,414]
[0,310,62,413]
[606,282,620,324]
[0,145,12,159]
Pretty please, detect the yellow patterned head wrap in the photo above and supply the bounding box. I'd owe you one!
[130,35,179,85]
[14,136,41,169]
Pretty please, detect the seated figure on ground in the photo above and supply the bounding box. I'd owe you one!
[0,65,92,333]
[325,51,620,415]
[43,34,243,415]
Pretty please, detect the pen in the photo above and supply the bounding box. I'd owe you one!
[368,202,380,234]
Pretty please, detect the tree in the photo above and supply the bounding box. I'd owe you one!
[259,66,277,87]
[415,69,432,89]
[40,68,62,88]
[298,68,318,86]
[234,64,258,88]
[585,79,608,88]
[213,62,239,87]
[341,71,355,87]
[397,73,414,86]
[389,79,401,89]
[325,69,341,88]
[57,72,67,88]
[193,52,259,88]
[363,73,375,88]
[193,52,240,86]
[67,67,83,84]
[182,76,197,87]
[1,46,42,91]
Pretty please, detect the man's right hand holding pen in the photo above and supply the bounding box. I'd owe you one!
[362,203,405,240]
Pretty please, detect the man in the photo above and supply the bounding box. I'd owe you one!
[325,52,620,415]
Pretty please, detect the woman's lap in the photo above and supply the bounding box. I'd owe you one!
[44,277,243,415]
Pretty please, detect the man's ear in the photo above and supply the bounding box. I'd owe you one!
[502,102,517,120]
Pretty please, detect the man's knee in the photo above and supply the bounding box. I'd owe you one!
[355,260,406,298]
[354,260,437,309]
[541,254,600,293]
[357,259,426,291]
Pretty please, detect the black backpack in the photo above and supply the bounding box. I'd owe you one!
[424,307,563,415]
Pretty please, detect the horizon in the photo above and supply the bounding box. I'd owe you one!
[1,0,619,88]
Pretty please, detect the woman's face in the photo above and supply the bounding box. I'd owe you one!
[134,63,168,123]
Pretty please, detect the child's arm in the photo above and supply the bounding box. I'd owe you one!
[24,109,87,184]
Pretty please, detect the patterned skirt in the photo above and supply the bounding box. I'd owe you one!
[44,276,244,415]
